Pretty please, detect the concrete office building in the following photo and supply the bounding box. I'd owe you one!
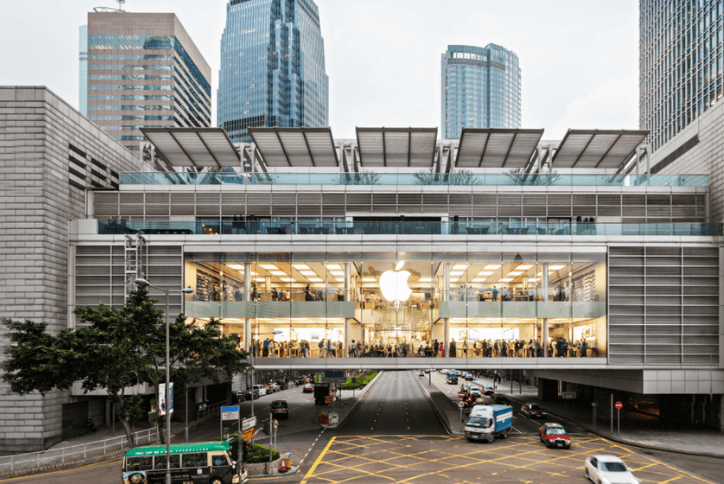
[0,86,141,452]
[217,0,329,142]
[70,126,723,432]
[442,44,521,139]
[85,12,212,152]
[639,0,724,152]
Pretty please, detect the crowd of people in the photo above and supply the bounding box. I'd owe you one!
[250,338,345,358]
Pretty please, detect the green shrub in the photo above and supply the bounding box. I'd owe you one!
[246,443,280,464]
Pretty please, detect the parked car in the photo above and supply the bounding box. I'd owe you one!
[482,385,495,395]
[465,373,474,381]
[303,383,314,393]
[271,400,289,420]
[252,384,267,396]
[521,403,547,418]
[539,423,571,448]
[585,455,640,483]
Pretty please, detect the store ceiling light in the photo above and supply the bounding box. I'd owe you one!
[517,264,533,270]
[452,264,467,270]
[485,264,501,270]
[260,264,277,270]
[528,278,539,282]
[472,278,488,282]
[508,271,523,276]
[363,277,376,282]
[280,278,295,282]
[293,263,310,270]
[477,271,494,276]
[549,265,565,270]
[450,271,464,276]
[326,264,342,270]
[330,271,345,277]
[500,278,513,282]
[227,264,245,270]
[270,271,286,276]
[300,271,316,276]
[418,277,432,282]
[255,278,265,282]
[308,277,323,282]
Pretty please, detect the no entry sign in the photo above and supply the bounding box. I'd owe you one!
[615,401,623,410]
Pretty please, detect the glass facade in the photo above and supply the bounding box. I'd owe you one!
[86,14,212,152]
[217,0,329,142]
[441,44,521,139]
[79,25,88,117]
[640,0,724,152]
[184,252,607,359]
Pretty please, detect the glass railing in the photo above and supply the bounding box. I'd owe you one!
[98,221,723,236]
[120,172,709,187]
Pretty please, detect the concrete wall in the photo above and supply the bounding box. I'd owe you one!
[0,86,139,452]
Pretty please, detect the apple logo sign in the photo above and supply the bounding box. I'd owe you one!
[379,262,412,302]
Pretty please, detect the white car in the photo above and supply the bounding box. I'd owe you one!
[252,384,267,396]
[585,455,640,484]
[468,387,482,397]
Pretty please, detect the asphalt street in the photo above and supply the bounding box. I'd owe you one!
[3,370,721,484]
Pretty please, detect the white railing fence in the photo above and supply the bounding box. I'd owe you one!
[0,427,158,473]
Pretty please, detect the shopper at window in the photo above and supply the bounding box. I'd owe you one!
[262,338,270,357]
[251,285,259,301]
[449,339,457,358]
[433,339,439,357]
[492,286,498,301]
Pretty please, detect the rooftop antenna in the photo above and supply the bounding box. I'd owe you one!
[93,0,126,13]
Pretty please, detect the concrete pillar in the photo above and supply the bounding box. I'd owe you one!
[344,263,351,357]
[542,318,549,357]
[444,263,450,301]
[244,263,251,352]
[444,318,450,357]
[542,263,549,301]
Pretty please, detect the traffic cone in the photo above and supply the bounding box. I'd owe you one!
[280,459,287,473]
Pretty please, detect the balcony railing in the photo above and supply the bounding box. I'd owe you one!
[120,172,709,187]
[98,221,723,237]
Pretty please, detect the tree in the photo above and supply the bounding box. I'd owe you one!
[2,288,247,448]
[413,169,479,186]
[339,170,381,185]
[504,167,561,186]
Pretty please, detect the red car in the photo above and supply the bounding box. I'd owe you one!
[539,423,571,448]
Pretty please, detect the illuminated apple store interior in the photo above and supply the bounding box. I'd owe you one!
[184,251,607,359]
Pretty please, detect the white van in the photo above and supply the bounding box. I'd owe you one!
[252,384,267,396]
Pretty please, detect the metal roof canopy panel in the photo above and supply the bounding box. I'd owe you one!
[356,127,437,168]
[455,129,544,168]
[248,127,339,167]
[141,127,240,169]
[552,129,649,169]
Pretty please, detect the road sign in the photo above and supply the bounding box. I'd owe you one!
[221,406,239,421]
[158,383,174,416]
[273,419,279,430]
[242,428,254,441]
[242,416,257,431]
[457,400,466,409]
[325,377,347,383]
[324,395,334,404]
[458,391,466,399]
[615,401,623,410]
[314,374,325,383]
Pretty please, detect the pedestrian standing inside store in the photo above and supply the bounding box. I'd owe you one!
[450,339,457,358]
[433,339,439,357]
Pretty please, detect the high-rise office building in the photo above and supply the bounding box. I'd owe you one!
[640,0,724,152]
[441,44,521,139]
[85,12,212,152]
[79,25,88,117]
[217,0,329,142]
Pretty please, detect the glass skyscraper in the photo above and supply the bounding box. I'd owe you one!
[85,12,212,152]
[79,25,88,117]
[441,44,521,139]
[218,0,329,142]
[640,0,724,152]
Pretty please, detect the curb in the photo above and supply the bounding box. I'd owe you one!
[413,372,457,435]
[247,465,300,480]
[502,393,724,460]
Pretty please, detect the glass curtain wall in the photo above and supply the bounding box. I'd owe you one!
[184,251,606,358]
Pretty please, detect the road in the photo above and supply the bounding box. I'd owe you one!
[4,371,721,483]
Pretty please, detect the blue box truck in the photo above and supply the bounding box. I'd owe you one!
[464,404,513,443]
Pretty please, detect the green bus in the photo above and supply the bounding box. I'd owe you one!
[123,441,246,484]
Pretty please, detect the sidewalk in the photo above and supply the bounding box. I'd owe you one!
[474,374,724,460]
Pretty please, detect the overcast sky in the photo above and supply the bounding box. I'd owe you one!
[0,0,639,140]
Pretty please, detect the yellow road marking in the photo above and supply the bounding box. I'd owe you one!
[301,436,336,484]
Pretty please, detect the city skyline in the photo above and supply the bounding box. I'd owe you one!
[0,0,638,140]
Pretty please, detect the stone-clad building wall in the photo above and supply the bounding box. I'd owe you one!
[0,86,140,452]
[648,99,724,223]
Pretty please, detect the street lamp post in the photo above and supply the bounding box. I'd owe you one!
[135,278,193,484]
